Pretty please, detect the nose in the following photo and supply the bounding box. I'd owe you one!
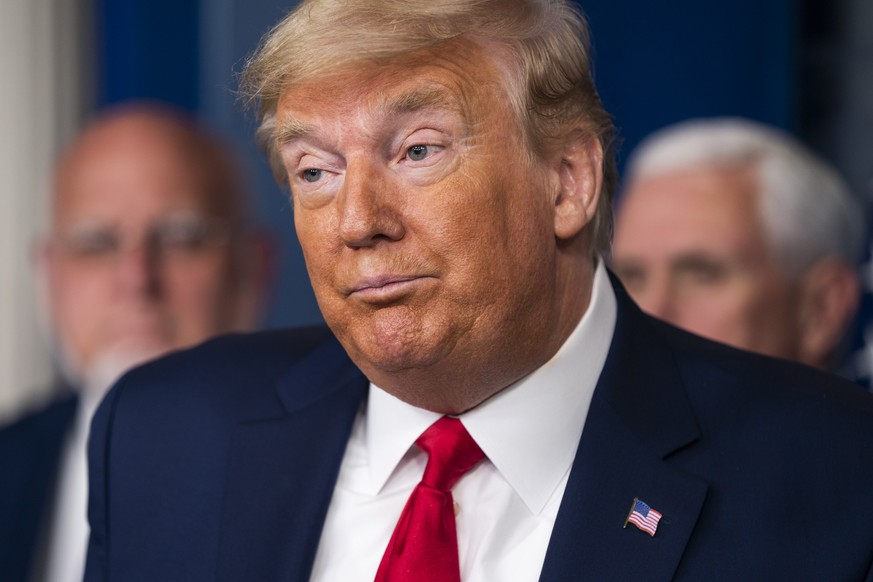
[116,242,161,298]
[337,161,405,248]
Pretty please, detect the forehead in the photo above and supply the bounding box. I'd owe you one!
[615,165,766,256]
[275,39,508,136]
[54,121,221,226]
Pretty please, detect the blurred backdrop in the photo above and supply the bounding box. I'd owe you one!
[2,0,871,419]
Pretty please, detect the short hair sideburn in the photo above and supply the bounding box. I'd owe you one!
[240,0,617,255]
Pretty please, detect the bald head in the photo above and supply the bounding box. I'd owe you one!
[53,105,248,233]
[41,103,267,392]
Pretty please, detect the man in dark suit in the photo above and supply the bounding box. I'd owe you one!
[0,103,270,582]
[85,0,873,580]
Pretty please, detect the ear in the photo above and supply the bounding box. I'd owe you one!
[796,259,861,368]
[553,131,603,240]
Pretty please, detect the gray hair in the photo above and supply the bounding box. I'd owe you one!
[240,0,617,255]
[625,118,865,276]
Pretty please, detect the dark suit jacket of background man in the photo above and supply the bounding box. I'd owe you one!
[0,392,78,582]
[84,278,873,581]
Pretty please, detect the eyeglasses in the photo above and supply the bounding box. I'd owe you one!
[53,213,232,263]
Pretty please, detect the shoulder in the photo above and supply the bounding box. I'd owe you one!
[0,393,77,497]
[87,325,360,510]
[124,326,336,385]
[99,326,343,425]
[607,278,873,480]
[84,326,363,579]
[0,392,78,576]
[0,391,78,451]
[641,314,873,501]
[608,275,873,429]
[653,316,873,426]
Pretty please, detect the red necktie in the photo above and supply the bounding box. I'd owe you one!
[375,417,485,582]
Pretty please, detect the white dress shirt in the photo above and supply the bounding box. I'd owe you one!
[310,261,616,581]
[38,393,99,582]
[38,349,143,582]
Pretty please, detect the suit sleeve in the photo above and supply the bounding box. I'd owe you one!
[83,379,124,582]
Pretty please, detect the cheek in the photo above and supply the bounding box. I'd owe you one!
[435,170,544,255]
[50,266,111,328]
[46,265,114,366]
[434,208,554,337]
[295,210,340,295]
[678,283,777,345]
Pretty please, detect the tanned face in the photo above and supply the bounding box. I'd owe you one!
[277,39,599,413]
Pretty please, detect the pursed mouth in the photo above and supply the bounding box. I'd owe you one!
[347,275,435,302]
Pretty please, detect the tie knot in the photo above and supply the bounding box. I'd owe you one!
[416,417,484,492]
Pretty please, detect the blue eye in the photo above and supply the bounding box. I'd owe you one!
[302,168,322,183]
[408,145,428,161]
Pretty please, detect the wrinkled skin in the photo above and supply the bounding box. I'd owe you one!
[277,39,602,413]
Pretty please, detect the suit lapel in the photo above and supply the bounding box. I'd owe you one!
[540,279,708,581]
[216,277,708,580]
[216,336,368,582]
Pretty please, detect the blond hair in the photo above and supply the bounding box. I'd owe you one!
[241,0,617,254]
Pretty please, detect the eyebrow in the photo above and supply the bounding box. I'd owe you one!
[383,87,459,117]
[275,117,314,146]
[275,86,464,147]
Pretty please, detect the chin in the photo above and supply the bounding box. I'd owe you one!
[353,310,454,368]
[353,341,438,374]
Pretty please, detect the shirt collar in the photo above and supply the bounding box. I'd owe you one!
[365,260,617,513]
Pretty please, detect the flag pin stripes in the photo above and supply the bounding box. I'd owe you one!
[624,497,663,536]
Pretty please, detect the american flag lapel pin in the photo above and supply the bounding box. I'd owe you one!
[624,497,663,536]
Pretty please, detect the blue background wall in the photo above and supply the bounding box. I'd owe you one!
[583,0,797,172]
[95,0,800,329]
[97,0,200,109]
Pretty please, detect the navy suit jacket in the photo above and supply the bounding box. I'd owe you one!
[84,282,873,581]
[0,392,78,582]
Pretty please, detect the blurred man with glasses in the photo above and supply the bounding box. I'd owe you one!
[0,102,270,582]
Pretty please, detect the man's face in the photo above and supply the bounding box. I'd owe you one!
[44,118,246,387]
[612,165,803,359]
[277,40,572,411]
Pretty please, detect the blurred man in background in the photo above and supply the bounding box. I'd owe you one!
[612,118,864,370]
[0,102,270,582]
